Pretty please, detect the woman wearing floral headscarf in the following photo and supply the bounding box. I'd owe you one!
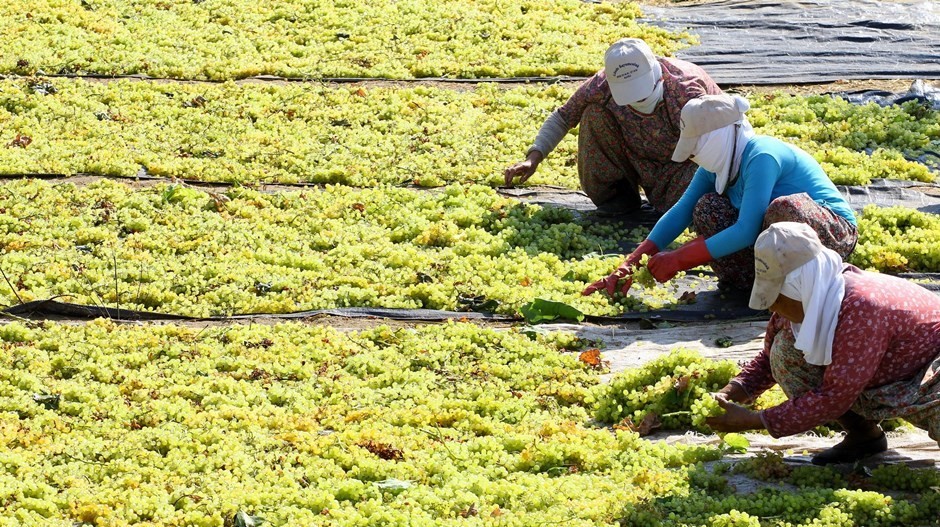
[707,222,940,465]
[583,93,857,297]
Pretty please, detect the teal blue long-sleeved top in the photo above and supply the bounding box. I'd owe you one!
[647,136,856,259]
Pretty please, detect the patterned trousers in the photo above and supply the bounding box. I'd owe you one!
[576,104,694,213]
[770,327,940,444]
[692,192,858,289]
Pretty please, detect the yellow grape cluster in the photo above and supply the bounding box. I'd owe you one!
[3,320,933,526]
[748,93,939,185]
[0,319,733,527]
[630,254,657,289]
[0,0,690,80]
[849,205,940,272]
[869,463,940,493]
[0,179,693,317]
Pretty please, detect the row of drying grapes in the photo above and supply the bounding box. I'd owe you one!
[2,179,936,319]
[0,178,684,317]
[850,204,940,273]
[0,0,688,80]
[747,93,939,185]
[0,78,935,187]
[1,321,935,527]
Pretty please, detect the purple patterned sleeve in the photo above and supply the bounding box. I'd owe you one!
[555,70,610,128]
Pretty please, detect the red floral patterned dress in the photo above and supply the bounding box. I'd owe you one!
[732,266,940,442]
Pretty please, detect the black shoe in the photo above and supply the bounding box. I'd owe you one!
[811,432,888,466]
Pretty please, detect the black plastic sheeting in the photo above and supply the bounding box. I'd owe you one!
[8,272,940,325]
[834,80,940,110]
[641,0,940,85]
[0,289,762,324]
[2,300,512,323]
[835,179,940,215]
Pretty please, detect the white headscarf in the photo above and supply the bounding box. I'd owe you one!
[778,247,846,366]
[690,120,756,194]
[627,61,663,114]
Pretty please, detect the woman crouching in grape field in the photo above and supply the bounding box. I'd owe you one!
[503,38,722,216]
[582,93,857,297]
[708,222,940,465]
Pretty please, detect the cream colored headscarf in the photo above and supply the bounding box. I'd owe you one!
[691,121,755,194]
[627,62,663,114]
[779,247,846,366]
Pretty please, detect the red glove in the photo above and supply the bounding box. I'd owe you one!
[647,236,712,283]
[582,239,659,297]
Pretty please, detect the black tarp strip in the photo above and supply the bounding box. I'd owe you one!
[1,297,760,324]
[0,73,590,85]
[1,300,514,323]
[7,278,940,324]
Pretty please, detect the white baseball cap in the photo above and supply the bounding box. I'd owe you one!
[604,38,659,106]
[671,94,750,163]
[749,222,824,310]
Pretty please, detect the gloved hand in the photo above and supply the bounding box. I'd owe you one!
[582,239,659,297]
[647,236,712,283]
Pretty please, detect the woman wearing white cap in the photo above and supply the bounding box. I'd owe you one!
[504,38,722,215]
[707,222,940,464]
[583,93,857,296]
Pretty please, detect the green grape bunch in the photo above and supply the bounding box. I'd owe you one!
[631,254,657,289]
[690,392,725,430]
[593,349,738,433]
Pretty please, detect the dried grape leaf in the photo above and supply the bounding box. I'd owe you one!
[358,440,403,461]
[673,375,691,394]
[616,413,661,436]
[6,134,32,148]
[578,349,602,367]
[635,413,662,436]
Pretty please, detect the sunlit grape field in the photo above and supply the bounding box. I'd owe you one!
[1,1,939,526]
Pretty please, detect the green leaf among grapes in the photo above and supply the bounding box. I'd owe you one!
[721,433,750,453]
[32,393,61,410]
[233,511,265,527]
[520,298,585,324]
[374,479,412,492]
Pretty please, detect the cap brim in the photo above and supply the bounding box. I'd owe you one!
[671,136,696,163]
[748,276,782,310]
[609,68,656,106]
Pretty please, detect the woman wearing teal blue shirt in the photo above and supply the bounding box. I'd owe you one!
[583,94,857,296]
